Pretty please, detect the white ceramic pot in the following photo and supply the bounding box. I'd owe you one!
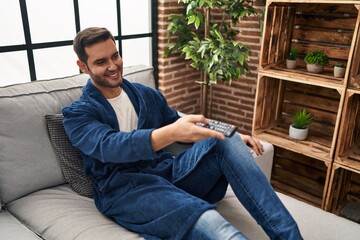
[286,59,297,69]
[334,66,345,78]
[289,124,308,140]
[306,64,324,73]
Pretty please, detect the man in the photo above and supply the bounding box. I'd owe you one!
[63,27,302,240]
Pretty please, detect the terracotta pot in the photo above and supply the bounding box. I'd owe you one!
[286,59,297,69]
[334,66,345,78]
[289,124,308,140]
[306,64,324,73]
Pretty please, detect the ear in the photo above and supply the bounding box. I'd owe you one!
[77,60,89,74]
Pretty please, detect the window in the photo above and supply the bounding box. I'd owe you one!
[0,0,157,87]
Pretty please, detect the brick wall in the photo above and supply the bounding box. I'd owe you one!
[157,0,265,134]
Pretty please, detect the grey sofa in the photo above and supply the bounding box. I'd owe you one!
[0,65,359,240]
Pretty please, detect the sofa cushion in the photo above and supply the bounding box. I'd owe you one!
[0,210,41,240]
[0,65,155,204]
[0,74,88,204]
[217,188,360,240]
[6,185,143,240]
[45,113,93,198]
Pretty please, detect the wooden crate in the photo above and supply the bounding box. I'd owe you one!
[335,89,360,170]
[271,147,330,208]
[325,163,360,221]
[260,1,360,88]
[349,22,360,89]
[253,75,345,162]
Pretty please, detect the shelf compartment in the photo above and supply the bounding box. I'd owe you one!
[271,147,330,208]
[253,75,345,162]
[336,89,360,170]
[325,163,360,222]
[260,1,360,87]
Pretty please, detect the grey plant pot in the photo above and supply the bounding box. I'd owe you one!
[334,66,345,78]
[306,63,324,73]
[289,124,308,140]
[286,59,297,69]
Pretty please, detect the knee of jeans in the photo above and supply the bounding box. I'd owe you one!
[187,209,248,240]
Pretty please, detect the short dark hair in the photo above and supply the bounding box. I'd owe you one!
[73,27,115,63]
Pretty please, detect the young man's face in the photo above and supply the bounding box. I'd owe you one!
[78,38,123,94]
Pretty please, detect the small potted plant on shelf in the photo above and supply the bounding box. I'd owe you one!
[289,109,312,140]
[304,50,328,73]
[334,63,346,78]
[286,47,298,69]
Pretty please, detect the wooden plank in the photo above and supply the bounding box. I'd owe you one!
[271,179,323,207]
[275,147,328,171]
[283,90,340,113]
[254,131,333,162]
[258,69,346,89]
[296,42,351,60]
[294,15,357,31]
[293,28,354,45]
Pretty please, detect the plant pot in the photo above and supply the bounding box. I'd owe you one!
[289,124,308,140]
[334,66,345,78]
[306,64,324,74]
[286,59,297,69]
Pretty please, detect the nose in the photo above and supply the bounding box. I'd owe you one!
[108,60,118,71]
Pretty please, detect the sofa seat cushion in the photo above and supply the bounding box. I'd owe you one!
[217,188,360,240]
[6,185,142,240]
[0,210,41,240]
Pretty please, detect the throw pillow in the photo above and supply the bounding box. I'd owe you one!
[44,113,93,198]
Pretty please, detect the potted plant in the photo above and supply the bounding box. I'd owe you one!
[304,50,328,73]
[334,63,346,78]
[165,1,258,117]
[289,109,312,140]
[286,47,298,69]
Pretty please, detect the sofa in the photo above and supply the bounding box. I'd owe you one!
[1,64,359,240]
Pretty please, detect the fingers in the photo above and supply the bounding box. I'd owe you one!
[240,134,264,156]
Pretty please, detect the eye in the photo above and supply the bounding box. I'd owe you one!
[94,59,105,65]
[112,53,120,60]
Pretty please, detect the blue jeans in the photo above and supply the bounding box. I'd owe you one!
[185,209,248,240]
[177,134,303,240]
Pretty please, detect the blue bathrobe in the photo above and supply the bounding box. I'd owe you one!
[62,79,225,239]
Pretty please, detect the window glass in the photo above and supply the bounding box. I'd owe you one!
[121,0,151,35]
[27,0,75,43]
[0,51,30,86]
[78,0,118,35]
[34,46,79,80]
[0,1,25,45]
[122,38,152,67]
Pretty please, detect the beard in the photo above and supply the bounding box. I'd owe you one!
[87,68,122,89]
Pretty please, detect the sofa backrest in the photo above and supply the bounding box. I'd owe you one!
[0,65,155,206]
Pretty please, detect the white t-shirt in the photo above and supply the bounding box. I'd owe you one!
[107,90,138,132]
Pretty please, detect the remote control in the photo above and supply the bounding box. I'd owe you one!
[196,119,237,137]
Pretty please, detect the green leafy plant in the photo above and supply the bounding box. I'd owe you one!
[165,0,259,116]
[334,63,345,68]
[292,109,312,129]
[304,50,328,66]
[288,47,298,60]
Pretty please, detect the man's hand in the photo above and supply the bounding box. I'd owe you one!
[151,115,225,152]
[240,134,264,156]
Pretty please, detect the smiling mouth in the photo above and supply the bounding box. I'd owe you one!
[107,71,119,79]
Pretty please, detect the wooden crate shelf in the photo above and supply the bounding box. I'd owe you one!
[325,163,360,222]
[336,89,360,170]
[271,147,330,208]
[261,1,360,88]
[254,0,360,215]
[253,75,344,162]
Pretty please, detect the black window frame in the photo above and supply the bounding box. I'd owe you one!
[0,0,158,86]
